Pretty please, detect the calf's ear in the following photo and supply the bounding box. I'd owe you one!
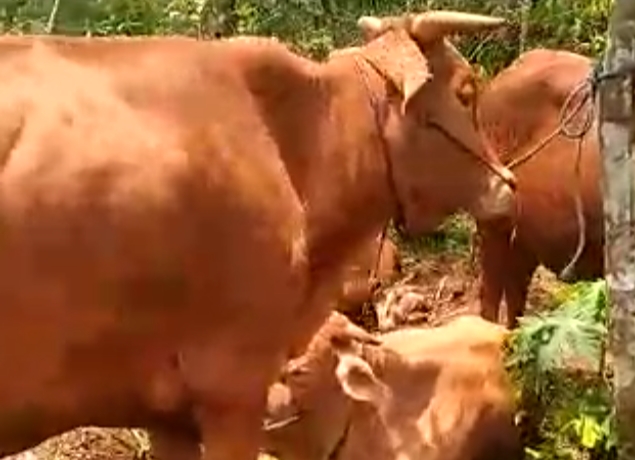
[334,352,390,407]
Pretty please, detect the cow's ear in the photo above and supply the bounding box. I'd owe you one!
[358,28,431,114]
[334,352,390,406]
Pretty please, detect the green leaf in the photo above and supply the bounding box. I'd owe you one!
[574,415,603,449]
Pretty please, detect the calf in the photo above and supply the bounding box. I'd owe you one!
[264,312,522,460]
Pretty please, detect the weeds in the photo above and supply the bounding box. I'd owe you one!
[392,213,475,261]
[506,280,615,460]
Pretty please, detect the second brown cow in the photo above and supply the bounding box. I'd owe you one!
[476,49,603,328]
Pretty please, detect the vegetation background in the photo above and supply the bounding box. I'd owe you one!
[0,0,616,459]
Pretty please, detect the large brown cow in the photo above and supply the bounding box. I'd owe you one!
[0,11,514,460]
[475,49,602,328]
[263,312,522,460]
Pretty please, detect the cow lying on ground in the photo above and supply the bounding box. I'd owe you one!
[0,10,514,460]
[263,312,523,460]
[475,49,602,328]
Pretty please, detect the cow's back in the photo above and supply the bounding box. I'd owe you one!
[388,319,519,460]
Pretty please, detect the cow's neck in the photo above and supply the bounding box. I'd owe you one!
[244,46,396,291]
[301,56,396,289]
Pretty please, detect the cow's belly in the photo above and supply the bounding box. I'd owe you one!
[0,176,307,455]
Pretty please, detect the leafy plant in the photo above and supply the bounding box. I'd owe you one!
[506,280,615,459]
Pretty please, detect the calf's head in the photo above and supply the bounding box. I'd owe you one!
[264,314,521,460]
[263,312,382,460]
[352,11,516,232]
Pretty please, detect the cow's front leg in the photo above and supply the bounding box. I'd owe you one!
[194,396,266,460]
[176,343,281,460]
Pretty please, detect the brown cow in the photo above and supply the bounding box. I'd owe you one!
[475,49,602,328]
[0,10,513,460]
[263,312,522,460]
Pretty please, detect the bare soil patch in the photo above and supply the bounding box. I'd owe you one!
[372,250,562,330]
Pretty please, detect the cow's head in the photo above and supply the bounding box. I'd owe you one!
[352,11,516,233]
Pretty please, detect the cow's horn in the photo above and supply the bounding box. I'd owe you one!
[411,11,506,43]
[357,16,383,33]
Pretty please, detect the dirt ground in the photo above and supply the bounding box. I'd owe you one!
[5,428,150,460]
[404,251,561,323]
[2,252,564,460]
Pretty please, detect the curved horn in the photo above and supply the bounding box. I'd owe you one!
[411,11,506,43]
[357,15,384,41]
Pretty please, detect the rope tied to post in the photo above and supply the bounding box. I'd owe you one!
[590,57,635,94]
